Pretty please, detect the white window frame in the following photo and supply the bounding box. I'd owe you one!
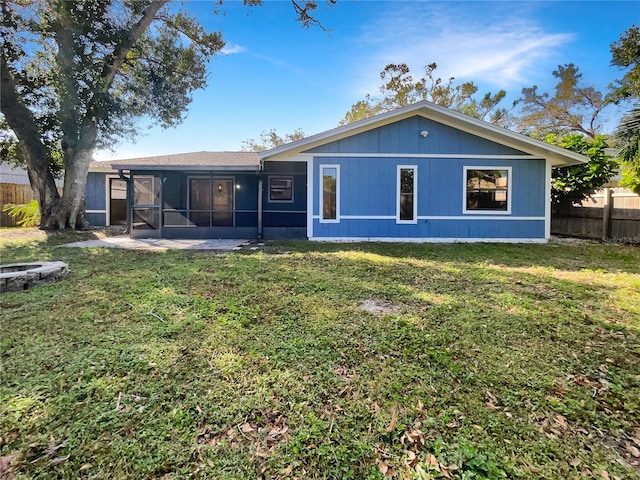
[104,175,127,226]
[463,166,512,215]
[397,165,418,224]
[319,164,340,223]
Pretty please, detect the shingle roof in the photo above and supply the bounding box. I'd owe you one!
[90,151,260,172]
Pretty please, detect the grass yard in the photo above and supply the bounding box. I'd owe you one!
[1,229,639,480]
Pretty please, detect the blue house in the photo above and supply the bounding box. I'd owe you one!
[87,101,587,242]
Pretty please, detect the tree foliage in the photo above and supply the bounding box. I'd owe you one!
[516,64,610,139]
[614,104,640,193]
[241,129,306,152]
[547,134,617,204]
[340,63,509,126]
[609,25,640,103]
[1,0,225,229]
[2,200,40,228]
[609,26,640,191]
[0,0,330,230]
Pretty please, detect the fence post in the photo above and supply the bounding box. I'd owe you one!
[602,188,613,240]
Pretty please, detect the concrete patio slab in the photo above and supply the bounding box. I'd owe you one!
[60,235,248,251]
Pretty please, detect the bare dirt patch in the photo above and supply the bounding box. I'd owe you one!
[360,297,401,315]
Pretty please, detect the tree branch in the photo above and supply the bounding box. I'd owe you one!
[0,54,49,165]
[101,0,170,92]
[290,0,334,32]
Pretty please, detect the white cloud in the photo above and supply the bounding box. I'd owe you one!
[348,2,574,98]
[221,43,245,55]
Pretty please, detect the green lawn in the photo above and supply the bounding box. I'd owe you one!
[1,229,639,479]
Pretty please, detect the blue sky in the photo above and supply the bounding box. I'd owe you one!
[95,0,638,161]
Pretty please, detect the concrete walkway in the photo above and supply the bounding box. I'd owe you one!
[61,235,248,251]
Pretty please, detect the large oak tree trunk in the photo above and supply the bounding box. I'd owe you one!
[2,0,173,230]
[55,146,94,230]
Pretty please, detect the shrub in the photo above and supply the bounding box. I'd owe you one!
[2,199,40,227]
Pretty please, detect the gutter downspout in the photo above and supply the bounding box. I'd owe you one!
[118,169,132,235]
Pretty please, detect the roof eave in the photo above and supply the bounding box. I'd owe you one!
[110,164,260,172]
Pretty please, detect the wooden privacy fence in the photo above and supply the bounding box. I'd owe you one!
[0,183,36,227]
[551,187,640,243]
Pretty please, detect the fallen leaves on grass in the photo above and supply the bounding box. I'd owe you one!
[386,404,398,433]
[196,412,290,463]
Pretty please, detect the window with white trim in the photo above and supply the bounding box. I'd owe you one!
[320,165,339,222]
[464,167,511,214]
[397,165,417,223]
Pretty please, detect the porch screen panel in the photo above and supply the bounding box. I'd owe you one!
[132,176,160,230]
[212,179,233,226]
[133,176,160,206]
[189,178,212,226]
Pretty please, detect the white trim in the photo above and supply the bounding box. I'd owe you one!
[265,156,313,162]
[463,166,512,215]
[342,215,397,220]
[306,153,541,159]
[418,215,543,221]
[397,165,418,224]
[319,164,340,223]
[307,159,313,239]
[312,215,544,221]
[104,174,124,226]
[310,237,548,244]
[545,159,552,240]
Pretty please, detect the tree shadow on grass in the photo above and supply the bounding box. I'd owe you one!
[2,239,639,478]
[259,239,640,275]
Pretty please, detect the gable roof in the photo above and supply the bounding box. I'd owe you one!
[90,151,260,172]
[259,101,588,167]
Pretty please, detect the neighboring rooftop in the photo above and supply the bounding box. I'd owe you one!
[90,151,260,172]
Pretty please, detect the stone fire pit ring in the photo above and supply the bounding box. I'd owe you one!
[0,261,69,293]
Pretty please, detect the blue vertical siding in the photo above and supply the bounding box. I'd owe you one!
[86,172,106,210]
[86,213,106,227]
[307,116,528,156]
[305,114,548,240]
[311,156,546,240]
[313,218,545,239]
[85,172,107,226]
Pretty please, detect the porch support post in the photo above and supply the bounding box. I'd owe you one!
[257,172,263,239]
[118,169,132,235]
